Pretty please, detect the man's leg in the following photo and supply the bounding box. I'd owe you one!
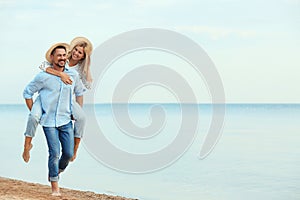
[50,182,60,196]
[58,121,74,172]
[43,126,60,195]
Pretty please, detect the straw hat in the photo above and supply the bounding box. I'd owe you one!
[69,37,93,56]
[45,43,70,63]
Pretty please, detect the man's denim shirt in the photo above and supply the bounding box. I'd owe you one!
[23,67,85,127]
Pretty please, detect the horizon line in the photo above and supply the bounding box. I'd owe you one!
[1,102,300,105]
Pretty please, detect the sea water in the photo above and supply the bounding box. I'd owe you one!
[0,104,299,200]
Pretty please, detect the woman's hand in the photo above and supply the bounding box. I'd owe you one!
[60,72,73,85]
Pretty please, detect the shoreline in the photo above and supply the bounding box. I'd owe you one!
[0,177,138,200]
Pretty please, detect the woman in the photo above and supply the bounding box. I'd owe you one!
[22,37,93,163]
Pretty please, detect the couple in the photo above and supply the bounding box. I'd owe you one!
[22,37,93,196]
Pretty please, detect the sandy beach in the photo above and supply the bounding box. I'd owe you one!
[0,177,137,200]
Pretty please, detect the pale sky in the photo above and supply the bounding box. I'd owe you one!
[0,0,299,104]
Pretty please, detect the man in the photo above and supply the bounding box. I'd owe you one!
[23,43,85,196]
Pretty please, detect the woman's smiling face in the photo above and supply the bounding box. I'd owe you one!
[71,45,85,62]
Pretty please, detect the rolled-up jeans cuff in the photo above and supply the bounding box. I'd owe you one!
[49,176,59,182]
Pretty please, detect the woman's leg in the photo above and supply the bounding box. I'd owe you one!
[70,100,86,161]
[22,96,43,162]
[71,137,81,161]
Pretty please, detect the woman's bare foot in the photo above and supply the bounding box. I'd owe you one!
[22,143,33,163]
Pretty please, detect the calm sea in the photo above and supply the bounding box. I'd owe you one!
[0,104,299,200]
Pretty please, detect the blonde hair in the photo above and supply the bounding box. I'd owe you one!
[68,37,93,83]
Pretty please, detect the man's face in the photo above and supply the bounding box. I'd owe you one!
[51,48,67,68]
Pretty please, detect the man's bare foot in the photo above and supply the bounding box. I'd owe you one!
[51,191,61,196]
[51,181,60,196]
[22,143,33,163]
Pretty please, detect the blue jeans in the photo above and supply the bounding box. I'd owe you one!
[24,97,86,138]
[43,121,74,182]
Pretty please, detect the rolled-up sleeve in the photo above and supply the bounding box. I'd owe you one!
[23,73,44,99]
